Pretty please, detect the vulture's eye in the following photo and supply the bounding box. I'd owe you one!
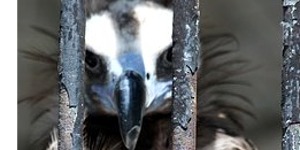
[86,50,100,69]
[156,45,173,79]
[85,49,107,81]
[162,45,172,64]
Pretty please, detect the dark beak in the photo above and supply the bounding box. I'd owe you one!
[115,70,146,150]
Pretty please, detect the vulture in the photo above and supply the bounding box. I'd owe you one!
[18,0,258,149]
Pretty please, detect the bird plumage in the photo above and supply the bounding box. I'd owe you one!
[19,0,257,150]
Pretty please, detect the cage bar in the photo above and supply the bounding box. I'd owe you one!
[282,0,300,149]
[171,0,200,149]
[58,0,86,149]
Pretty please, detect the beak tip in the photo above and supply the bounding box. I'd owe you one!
[123,126,141,150]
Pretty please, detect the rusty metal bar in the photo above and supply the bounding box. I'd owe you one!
[171,0,200,149]
[58,0,85,149]
[282,0,300,149]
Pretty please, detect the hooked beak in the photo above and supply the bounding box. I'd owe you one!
[115,70,146,150]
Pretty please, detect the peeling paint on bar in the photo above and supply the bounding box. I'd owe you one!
[171,0,200,149]
[58,0,85,149]
[282,0,300,149]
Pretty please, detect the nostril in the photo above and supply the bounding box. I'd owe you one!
[111,74,117,82]
[146,73,150,80]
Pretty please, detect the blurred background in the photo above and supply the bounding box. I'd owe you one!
[200,0,282,149]
[18,0,282,149]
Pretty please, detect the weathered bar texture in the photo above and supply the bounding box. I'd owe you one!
[58,0,85,149]
[282,0,300,149]
[171,0,200,149]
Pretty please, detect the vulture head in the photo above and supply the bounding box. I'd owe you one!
[44,0,257,150]
[84,0,173,149]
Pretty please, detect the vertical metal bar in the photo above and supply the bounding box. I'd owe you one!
[171,0,200,149]
[282,0,300,150]
[58,0,85,149]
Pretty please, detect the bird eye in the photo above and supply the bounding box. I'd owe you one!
[85,49,107,79]
[156,45,173,80]
[163,45,172,64]
[86,50,102,70]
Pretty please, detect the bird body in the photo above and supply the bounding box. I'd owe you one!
[19,0,257,150]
